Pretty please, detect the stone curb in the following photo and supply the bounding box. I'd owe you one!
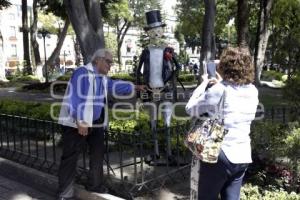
[0,157,124,200]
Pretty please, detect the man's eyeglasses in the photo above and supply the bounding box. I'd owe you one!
[105,59,113,65]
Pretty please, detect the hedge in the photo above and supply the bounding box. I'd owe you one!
[0,99,183,132]
[241,184,300,200]
[110,73,135,82]
[6,75,40,83]
[261,70,285,82]
[178,74,195,82]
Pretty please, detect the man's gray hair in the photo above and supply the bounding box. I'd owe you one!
[91,49,112,62]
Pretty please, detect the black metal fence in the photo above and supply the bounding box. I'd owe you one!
[0,113,191,198]
[0,106,298,198]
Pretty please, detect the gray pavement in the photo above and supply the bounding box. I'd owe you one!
[0,175,54,200]
[0,87,56,103]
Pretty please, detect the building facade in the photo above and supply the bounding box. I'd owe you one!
[0,0,184,77]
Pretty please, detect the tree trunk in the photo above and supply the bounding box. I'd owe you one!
[117,43,122,71]
[0,33,7,81]
[45,19,70,67]
[22,0,32,75]
[237,0,250,48]
[64,0,105,64]
[198,0,216,85]
[117,21,131,69]
[30,0,41,67]
[254,0,273,85]
[73,36,81,66]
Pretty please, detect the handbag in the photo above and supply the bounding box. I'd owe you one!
[184,90,228,163]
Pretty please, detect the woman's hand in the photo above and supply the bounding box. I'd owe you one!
[201,74,209,82]
[216,72,223,82]
[208,72,223,86]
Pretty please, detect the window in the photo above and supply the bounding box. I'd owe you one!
[126,39,132,54]
[9,26,16,37]
[11,44,17,57]
[9,13,15,20]
[17,5,21,17]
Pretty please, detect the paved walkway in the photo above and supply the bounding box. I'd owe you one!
[0,88,56,103]
[0,175,54,200]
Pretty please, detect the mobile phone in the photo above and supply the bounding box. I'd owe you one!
[207,61,216,78]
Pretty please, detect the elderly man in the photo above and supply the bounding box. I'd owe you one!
[57,49,146,200]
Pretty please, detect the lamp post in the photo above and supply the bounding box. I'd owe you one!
[38,28,50,83]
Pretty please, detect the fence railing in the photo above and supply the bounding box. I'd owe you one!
[0,113,191,198]
[0,106,298,198]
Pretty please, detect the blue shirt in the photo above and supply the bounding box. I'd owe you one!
[67,66,133,121]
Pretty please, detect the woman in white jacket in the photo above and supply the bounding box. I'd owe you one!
[186,47,259,200]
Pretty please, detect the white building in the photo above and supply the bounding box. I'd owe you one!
[0,0,182,77]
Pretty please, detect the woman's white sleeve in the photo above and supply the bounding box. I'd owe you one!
[185,82,224,117]
[185,80,209,116]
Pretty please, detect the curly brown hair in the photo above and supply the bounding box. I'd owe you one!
[218,47,254,85]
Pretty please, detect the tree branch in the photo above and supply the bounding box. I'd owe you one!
[45,18,70,67]
[119,22,131,46]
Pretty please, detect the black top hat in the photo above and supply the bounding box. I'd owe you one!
[144,10,166,31]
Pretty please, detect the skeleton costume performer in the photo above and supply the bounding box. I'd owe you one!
[136,10,182,164]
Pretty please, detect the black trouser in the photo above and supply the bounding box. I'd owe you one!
[57,123,104,198]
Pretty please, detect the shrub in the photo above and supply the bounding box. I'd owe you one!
[11,75,40,83]
[250,121,300,192]
[283,73,300,108]
[241,184,300,200]
[56,74,71,82]
[111,73,135,82]
[251,121,286,161]
[178,74,195,82]
[0,100,59,120]
[261,70,285,81]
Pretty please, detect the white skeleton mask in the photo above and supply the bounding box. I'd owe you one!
[147,27,164,39]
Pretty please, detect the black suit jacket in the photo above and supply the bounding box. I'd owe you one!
[136,47,181,87]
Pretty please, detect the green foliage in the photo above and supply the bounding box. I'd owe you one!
[284,122,300,184]
[38,12,64,34]
[283,73,300,108]
[105,33,118,58]
[240,184,300,200]
[177,49,190,66]
[111,73,135,82]
[8,75,40,83]
[261,70,285,81]
[284,122,300,157]
[106,0,132,26]
[176,0,237,48]
[109,110,150,133]
[178,74,195,82]
[270,0,300,74]
[56,74,71,82]
[0,0,11,10]
[0,100,59,120]
[251,121,286,161]
[39,0,66,19]
[251,121,300,192]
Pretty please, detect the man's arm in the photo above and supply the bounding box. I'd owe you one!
[68,67,89,121]
[68,67,90,135]
[107,78,147,98]
[107,78,133,96]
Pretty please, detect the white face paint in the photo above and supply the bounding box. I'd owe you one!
[147,27,164,39]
